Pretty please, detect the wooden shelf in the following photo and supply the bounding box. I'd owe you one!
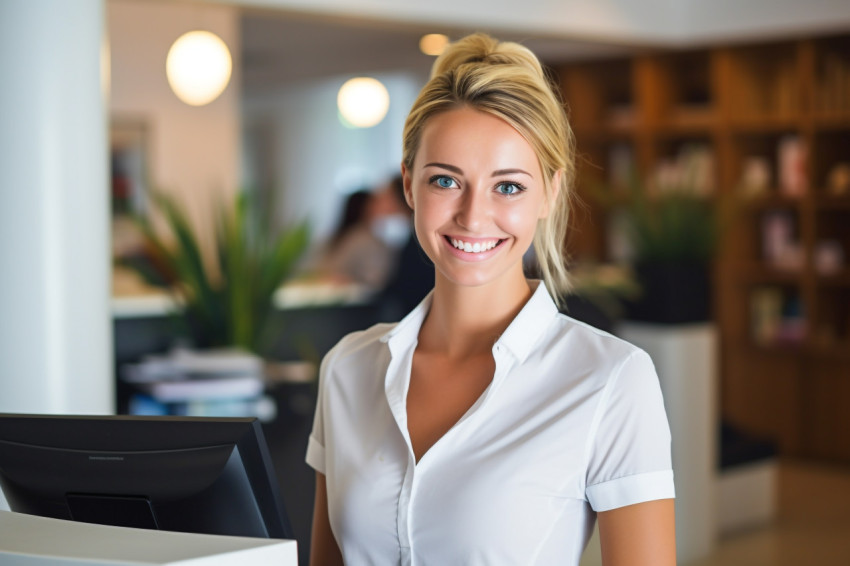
[728,116,801,132]
[812,113,850,128]
[742,194,805,211]
[572,126,634,143]
[816,269,850,287]
[559,31,850,464]
[815,196,850,210]
[747,342,808,357]
[739,263,804,285]
[807,342,850,361]
[746,341,850,361]
[656,106,717,134]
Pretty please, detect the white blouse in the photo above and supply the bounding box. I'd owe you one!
[306,282,674,565]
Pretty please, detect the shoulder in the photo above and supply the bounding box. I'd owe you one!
[543,313,651,380]
[315,322,398,413]
[318,321,402,391]
[323,322,396,366]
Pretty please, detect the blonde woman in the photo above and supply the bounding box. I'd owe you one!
[307,33,676,566]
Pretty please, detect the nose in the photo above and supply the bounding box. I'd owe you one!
[455,187,490,232]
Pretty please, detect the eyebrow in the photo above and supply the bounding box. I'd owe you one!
[423,162,533,178]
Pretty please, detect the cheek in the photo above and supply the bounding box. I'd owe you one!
[412,191,450,227]
[500,202,542,240]
[411,194,442,248]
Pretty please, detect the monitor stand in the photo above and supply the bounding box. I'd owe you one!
[67,493,159,530]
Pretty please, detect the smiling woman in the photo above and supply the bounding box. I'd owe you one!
[305,33,676,566]
[403,107,552,290]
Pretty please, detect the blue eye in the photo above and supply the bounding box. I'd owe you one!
[496,182,524,195]
[431,175,457,189]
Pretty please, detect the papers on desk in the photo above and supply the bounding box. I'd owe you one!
[122,348,264,403]
[137,375,264,403]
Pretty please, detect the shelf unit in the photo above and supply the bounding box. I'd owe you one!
[558,33,850,463]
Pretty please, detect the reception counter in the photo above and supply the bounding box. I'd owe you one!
[0,510,297,565]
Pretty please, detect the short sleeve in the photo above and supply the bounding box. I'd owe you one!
[305,348,334,474]
[585,349,675,511]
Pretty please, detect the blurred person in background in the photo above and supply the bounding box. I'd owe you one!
[376,174,435,320]
[314,180,409,291]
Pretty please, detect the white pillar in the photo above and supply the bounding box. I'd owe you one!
[617,322,718,564]
[0,0,112,415]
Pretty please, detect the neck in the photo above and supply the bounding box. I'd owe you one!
[419,272,534,358]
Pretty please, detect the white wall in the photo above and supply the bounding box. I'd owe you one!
[242,71,425,242]
[220,0,850,45]
[108,0,241,245]
[680,0,850,42]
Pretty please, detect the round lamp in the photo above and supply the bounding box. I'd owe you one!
[166,30,232,106]
[337,77,390,128]
[419,34,449,56]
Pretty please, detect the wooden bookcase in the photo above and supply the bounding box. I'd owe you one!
[558,33,850,464]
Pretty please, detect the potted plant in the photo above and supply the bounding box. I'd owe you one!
[625,184,716,323]
[596,155,721,324]
[129,190,309,353]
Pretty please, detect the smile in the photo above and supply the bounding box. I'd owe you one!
[448,237,503,254]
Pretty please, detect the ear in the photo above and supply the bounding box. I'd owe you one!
[401,163,415,210]
[539,169,562,219]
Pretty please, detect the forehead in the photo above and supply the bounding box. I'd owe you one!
[415,107,540,174]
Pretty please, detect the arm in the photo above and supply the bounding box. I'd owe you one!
[309,472,344,566]
[597,499,676,566]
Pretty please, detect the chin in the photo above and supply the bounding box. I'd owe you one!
[436,263,519,290]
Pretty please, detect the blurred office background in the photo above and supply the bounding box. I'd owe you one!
[2,1,850,565]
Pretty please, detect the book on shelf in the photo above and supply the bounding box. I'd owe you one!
[750,286,806,347]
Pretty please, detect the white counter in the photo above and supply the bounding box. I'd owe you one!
[0,510,298,566]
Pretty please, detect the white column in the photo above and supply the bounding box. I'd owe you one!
[617,322,718,564]
[0,0,112,415]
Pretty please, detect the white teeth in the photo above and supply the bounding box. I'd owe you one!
[451,238,499,253]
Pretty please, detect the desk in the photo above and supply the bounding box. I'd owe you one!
[0,510,298,566]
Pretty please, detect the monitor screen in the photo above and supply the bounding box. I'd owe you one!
[0,413,293,540]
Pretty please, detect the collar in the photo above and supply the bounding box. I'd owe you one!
[380,281,559,363]
[379,290,432,356]
[494,280,559,363]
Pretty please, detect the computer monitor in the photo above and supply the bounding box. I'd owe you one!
[0,413,293,540]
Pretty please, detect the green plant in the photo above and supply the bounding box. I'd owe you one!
[131,191,309,353]
[592,159,721,264]
[624,179,717,263]
[588,160,732,322]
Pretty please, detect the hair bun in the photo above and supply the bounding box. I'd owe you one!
[430,33,544,80]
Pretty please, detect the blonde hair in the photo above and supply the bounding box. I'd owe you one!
[402,33,575,305]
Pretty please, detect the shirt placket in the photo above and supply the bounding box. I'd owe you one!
[403,345,514,566]
[382,338,417,566]
[397,451,416,566]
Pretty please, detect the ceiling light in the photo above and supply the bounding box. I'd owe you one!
[419,34,449,56]
[166,30,232,106]
[337,77,390,128]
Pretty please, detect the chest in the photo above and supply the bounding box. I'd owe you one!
[406,351,495,462]
[325,358,597,565]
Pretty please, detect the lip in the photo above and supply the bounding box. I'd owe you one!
[442,235,507,261]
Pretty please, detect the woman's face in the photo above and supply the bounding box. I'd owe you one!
[403,106,553,291]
